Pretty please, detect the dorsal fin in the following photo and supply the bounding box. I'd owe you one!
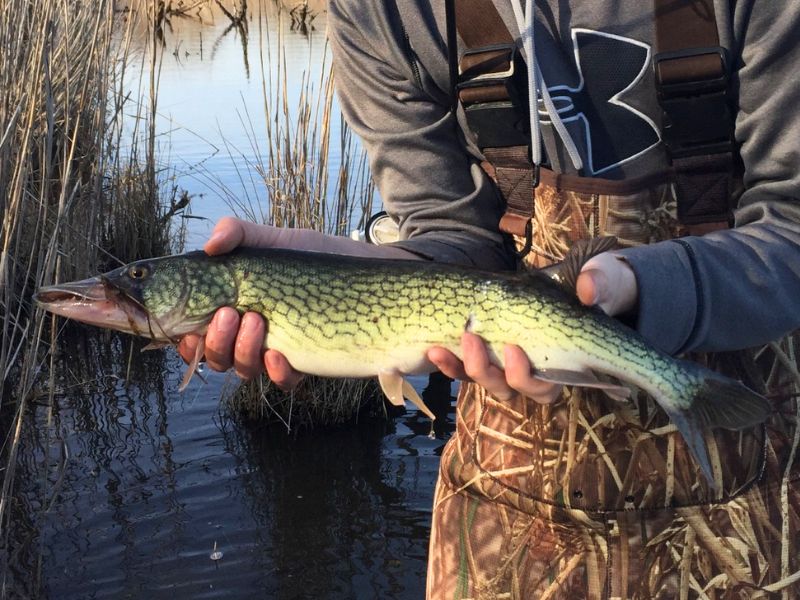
[541,236,618,293]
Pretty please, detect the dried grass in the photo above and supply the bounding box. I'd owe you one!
[230,375,383,431]
[0,0,182,587]
[215,2,379,426]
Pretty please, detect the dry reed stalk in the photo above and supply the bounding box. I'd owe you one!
[0,0,184,591]
[288,0,317,32]
[228,374,382,430]
[202,2,380,426]
[253,4,373,235]
[1,0,121,412]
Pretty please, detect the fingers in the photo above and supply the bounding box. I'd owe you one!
[575,264,601,306]
[204,217,246,255]
[427,333,562,404]
[503,345,563,404]
[204,216,282,256]
[264,349,304,391]
[202,308,267,379]
[427,345,469,381]
[178,334,201,365]
[577,253,638,316]
[203,307,240,371]
[460,332,516,401]
[232,312,267,380]
[178,307,303,390]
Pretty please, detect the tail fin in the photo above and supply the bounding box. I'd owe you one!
[658,367,771,489]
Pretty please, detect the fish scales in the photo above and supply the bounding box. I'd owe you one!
[218,251,672,399]
[230,252,491,373]
[35,246,772,486]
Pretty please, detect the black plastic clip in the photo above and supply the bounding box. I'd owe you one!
[512,219,533,259]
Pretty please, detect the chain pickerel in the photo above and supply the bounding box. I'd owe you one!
[35,240,770,485]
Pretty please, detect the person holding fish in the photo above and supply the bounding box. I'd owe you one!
[177,0,800,597]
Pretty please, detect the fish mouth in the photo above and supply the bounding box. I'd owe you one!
[34,276,163,340]
[34,278,109,304]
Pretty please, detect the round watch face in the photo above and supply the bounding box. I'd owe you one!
[365,211,400,245]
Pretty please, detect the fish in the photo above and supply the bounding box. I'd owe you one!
[34,238,771,486]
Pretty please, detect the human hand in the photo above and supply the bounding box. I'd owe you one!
[177,216,419,388]
[427,332,564,403]
[427,252,638,403]
[575,251,638,317]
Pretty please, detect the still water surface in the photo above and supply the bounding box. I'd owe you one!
[14,333,450,598]
[132,0,355,248]
[9,3,452,598]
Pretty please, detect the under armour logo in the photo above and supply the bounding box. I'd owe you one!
[540,29,660,175]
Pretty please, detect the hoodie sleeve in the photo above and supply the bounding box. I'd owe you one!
[617,0,800,354]
[327,0,514,271]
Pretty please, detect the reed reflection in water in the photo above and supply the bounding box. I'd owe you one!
[9,329,452,597]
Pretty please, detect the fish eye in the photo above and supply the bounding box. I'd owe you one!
[128,265,150,280]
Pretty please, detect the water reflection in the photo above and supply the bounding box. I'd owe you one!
[6,326,454,597]
[120,0,350,249]
[223,414,443,598]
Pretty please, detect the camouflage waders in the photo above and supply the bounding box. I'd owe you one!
[427,178,800,599]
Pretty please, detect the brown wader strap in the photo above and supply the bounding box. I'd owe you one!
[450,0,537,251]
[653,0,736,232]
[483,147,537,244]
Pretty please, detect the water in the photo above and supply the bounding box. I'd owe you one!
[4,3,454,597]
[9,330,453,598]
[126,0,363,249]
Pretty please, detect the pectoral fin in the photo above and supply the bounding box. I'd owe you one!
[179,337,207,392]
[534,367,631,401]
[402,379,436,421]
[378,371,436,421]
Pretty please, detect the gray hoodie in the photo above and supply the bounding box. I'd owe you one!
[328,0,800,356]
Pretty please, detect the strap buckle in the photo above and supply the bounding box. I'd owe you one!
[654,47,733,158]
[458,43,518,91]
[457,44,530,148]
[654,47,728,97]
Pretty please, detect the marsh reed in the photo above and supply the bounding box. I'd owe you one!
[215,2,382,426]
[0,0,184,587]
[0,0,183,396]
[186,2,380,429]
[220,4,375,235]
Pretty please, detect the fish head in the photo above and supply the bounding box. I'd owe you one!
[34,253,237,342]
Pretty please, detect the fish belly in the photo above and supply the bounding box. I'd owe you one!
[266,327,442,379]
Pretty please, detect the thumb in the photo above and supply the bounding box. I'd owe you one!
[576,253,638,316]
[204,217,284,255]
